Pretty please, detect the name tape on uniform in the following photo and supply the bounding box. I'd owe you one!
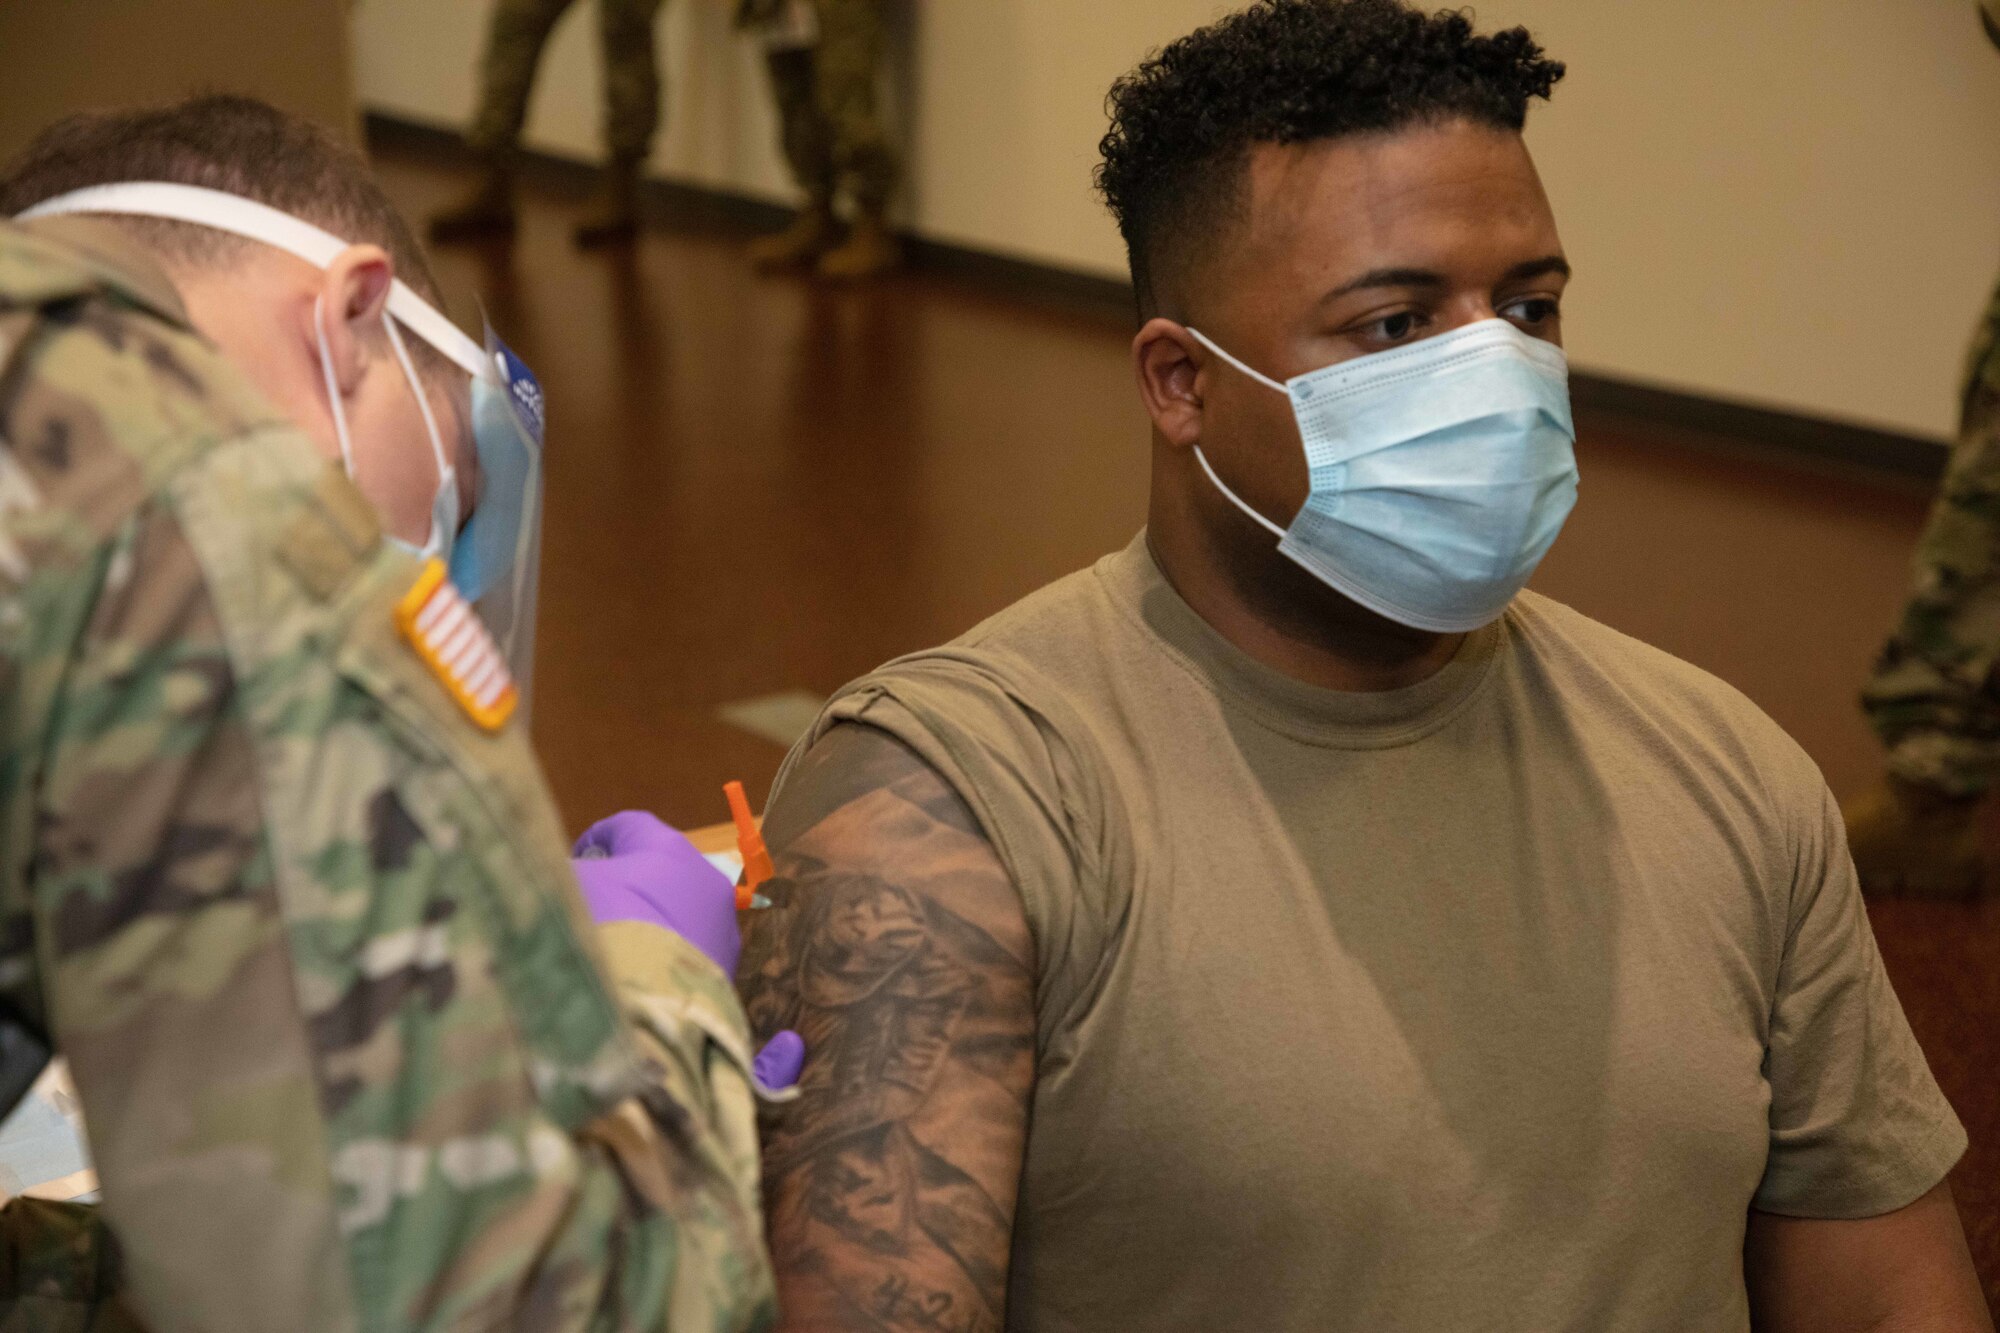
[395,560,518,732]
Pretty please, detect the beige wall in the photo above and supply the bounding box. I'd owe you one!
[0,0,357,163]
[354,0,2000,441]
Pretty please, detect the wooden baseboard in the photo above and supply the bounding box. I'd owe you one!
[1567,374,1948,482]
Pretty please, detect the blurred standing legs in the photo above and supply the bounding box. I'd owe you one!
[431,0,668,248]
[747,0,900,278]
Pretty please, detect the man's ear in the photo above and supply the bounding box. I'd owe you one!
[311,244,396,397]
[1133,318,1207,450]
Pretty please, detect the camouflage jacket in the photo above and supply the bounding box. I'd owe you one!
[0,218,774,1332]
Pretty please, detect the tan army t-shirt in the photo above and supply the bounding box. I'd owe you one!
[791,533,1966,1333]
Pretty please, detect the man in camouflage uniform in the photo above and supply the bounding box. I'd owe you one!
[1846,0,2000,898]
[739,0,901,279]
[0,108,780,1330]
[430,0,669,248]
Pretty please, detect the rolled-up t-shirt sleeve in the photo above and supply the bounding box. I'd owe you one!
[778,654,1130,1046]
[1753,782,1967,1218]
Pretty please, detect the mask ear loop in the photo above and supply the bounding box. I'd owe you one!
[1185,327,1291,394]
[1180,326,1293,540]
[381,314,453,493]
[1193,448,1289,540]
[312,295,359,478]
[381,312,461,557]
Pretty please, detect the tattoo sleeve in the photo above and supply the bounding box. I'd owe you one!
[739,724,1037,1333]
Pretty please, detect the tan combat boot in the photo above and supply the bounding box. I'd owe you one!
[817,204,902,280]
[428,165,517,244]
[1843,775,1988,899]
[573,155,643,248]
[748,201,841,270]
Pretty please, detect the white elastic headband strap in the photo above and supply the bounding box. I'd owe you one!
[18,182,491,382]
[1186,327,1289,395]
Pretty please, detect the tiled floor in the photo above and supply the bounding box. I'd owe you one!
[374,137,1999,1305]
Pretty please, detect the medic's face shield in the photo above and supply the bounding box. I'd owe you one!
[458,328,546,701]
[14,182,548,704]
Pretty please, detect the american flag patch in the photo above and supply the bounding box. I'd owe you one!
[395,560,518,732]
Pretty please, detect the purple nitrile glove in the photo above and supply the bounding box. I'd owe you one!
[571,812,807,1092]
[573,811,742,976]
[753,1029,806,1094]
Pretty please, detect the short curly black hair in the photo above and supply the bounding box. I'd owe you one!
[1097,0,1564,317]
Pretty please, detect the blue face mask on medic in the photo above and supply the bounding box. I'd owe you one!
[16,181,548,676]
[1186,318,1580,634]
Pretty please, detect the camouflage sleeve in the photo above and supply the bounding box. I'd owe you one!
[1,456,358,1328]
[0,264,774,1329]
[592,923,773,1320]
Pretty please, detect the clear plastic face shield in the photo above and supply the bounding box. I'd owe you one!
[15,182,547,702]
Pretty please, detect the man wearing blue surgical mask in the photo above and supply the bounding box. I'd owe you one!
[740,3,1990,1330]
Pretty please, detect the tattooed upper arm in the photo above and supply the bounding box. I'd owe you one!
[739,723,1036,1333]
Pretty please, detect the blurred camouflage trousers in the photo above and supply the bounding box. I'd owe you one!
[764,0,897,211]
[1862,276,2000,797]
[467,0,668,164]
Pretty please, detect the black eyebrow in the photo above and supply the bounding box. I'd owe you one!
[1501,255,1571,285]
[1319,267,1446,303]
[1317,255,1572,306]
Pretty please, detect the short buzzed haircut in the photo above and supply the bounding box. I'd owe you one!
[0,94,444,306]
[1096,0,1565,319]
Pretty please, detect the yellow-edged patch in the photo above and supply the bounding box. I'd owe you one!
[395,560,517,732]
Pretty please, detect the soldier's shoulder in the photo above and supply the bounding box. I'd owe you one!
[0,218,187,326]
[0,221,289,481]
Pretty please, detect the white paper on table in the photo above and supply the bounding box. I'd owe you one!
[0,1060,96,1202]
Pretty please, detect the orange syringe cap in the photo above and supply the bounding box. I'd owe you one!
[725,780,775,910]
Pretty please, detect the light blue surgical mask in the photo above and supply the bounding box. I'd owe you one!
[1187,318,1579,633]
